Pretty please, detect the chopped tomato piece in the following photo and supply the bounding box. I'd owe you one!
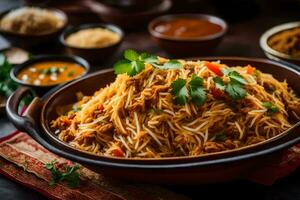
[246,65,255,75]
[97,104,104,112]
[63,119,71,126]
[211,87,223,98]
[112,148,124,157]
[205,61,223,76]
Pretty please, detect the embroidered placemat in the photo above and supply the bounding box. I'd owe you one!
[0,131,189,200]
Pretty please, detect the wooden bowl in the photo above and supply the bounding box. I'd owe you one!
[0,6,68,50]
[148,14,228,57]
[260,21,300,66]
[60,23,123,64]
[6,57,300,184]
[10,54,89,96]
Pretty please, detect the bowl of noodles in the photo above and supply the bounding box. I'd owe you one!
[6,51,300,183]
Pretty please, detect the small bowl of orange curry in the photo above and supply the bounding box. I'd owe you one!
[11,55,89,95]
[148,14,227,56]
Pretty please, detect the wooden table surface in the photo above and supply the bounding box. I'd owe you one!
[1,0,300,199]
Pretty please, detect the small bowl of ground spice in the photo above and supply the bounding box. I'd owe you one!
[60,23,123,64]
[260,21,300,66]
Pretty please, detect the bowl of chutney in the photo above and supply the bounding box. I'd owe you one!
[11,55,89,96]
[148,14,227,57]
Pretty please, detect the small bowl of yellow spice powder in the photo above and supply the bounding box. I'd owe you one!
[260,21,300,66]
[60,23,123,64]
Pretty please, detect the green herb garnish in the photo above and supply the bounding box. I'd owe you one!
[171,78,189,105]
[124,49,139,61]
[41,68,51,75]
[225,80,247,100]
[228,71,247,85]
[0,54,18,97]
[152,60,182,70]
[171,74,206,105]
[213,77,226,90]
[50,67,59,74]
[67,71,74,77]
[113,49,182,76]
[189,74,206,106]
[214,133,227,142]
[44,160,80,188]
[140,52,158,63]
[214,69,247,100]
[0,54,32,105]
[113,49,145,76]
[262,102,278,115]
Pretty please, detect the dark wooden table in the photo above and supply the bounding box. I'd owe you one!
[1,0,300,199]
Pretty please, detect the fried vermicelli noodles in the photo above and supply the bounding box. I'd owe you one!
[51,59,300,158]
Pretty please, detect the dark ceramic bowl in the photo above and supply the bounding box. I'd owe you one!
[10,55,90,96]
[88,0,172,29]
[60,23,123,64]
[148,14,228,57]
[0,6,68,49]
[260,21,300,66]
[6,57,300,184]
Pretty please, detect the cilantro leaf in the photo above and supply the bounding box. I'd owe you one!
[129,60,145,76]
[189,74,204,87]
[262,102,278,114]
[113,59,144,76]
[113,50,145,76]
[114,50,183,76]
[213,77,226,90]
[228,71,247,85]
[0,54,5,66]
[0,54,18,97]
[140,52,158,63]
[190,86,206,106]
[189,74,206,106]
[124,49,139,61]
[151,59,182,70]
[225,81,247,100]
[221,68,231,76]
[113,59,132,74]
[44,160,80,188]
[221,68,247,85]
[171,78,189,105]
[216,69,247,100]
[214,133,227,142]
[160,60,182,69]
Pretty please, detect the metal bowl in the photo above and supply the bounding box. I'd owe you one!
[260,21,300,66]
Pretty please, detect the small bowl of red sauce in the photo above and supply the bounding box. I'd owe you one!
[148,14,227,56]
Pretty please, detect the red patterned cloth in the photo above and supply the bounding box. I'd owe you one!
[0,130,300,199]
[0,131,188,200]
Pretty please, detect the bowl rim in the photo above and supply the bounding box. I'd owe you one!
[0,5,68,37]
[59,23,124,50]
[90,0,172,17]
[148,13,228,41]
[36,56,300,166]
[259,21,300,61]
[10,54,90,88]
